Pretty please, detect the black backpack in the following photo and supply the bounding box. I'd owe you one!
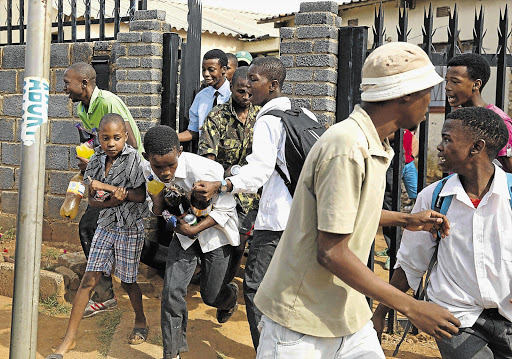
[266,107,327,195]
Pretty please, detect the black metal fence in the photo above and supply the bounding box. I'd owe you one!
[161,0,202,153]
[337,3,512,332]
[0,0,148,45]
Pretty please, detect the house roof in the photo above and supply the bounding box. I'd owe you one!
[55,0,279,40]
[258,0,396,23]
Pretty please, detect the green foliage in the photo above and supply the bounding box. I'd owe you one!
[148,333,163,346]
[39,294,71,316]
[0,226,16,243]
[96,309,124,356]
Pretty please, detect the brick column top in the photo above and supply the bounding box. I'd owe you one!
[280,1,341,125]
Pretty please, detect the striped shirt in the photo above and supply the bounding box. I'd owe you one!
[84,144,148,229]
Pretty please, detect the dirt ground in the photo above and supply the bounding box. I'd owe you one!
[1,229,441,359]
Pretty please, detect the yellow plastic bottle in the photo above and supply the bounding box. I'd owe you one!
[60,173,86,220]
[147,174,165,195]
[76,142,95,159]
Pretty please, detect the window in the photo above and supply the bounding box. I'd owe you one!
[347,19,358,26]
[436,6,450,17]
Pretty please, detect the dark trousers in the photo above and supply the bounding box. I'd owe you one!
[79,205,115,302]
[161,236,237,358]
[244,229,283,350]
[436,309,512,359]
[382,164,394,248]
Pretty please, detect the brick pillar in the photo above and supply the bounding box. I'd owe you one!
[280,1,340,125]
[114,10,170,131]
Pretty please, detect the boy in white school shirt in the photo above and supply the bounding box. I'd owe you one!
[373,106,512,359]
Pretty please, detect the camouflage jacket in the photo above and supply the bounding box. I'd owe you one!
[198,97,260,213]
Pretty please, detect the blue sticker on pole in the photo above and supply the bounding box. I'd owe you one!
[21,77,49,146]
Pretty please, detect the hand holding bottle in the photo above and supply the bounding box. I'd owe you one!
[174,216,199,239]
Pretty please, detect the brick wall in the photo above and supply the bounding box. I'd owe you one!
[280,1,340,125]
[0,10,167,245]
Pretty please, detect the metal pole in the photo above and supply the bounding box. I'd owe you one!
[9,0,51,358]
[161,32,181,129]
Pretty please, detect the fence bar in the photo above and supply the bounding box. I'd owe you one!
[99,0,105,41]
[496,6,508,110]
[179,0,202,153]
[372,3,384,48]
[161,33,181,129]
[19,0,25,44]
[473,6,484,55]
[179,42,188,134]
[71,0,77,42]
[138,0,148,10]
[445,5,459,116]
[85,0,91,42]
[7,0,12,44]
[417,4,434,193]
[57,0,64,42]
[385,4,409,335]
[9,0,51,357]
[336,26,367,122]
[130,0,136,16]
[114,0,121,37]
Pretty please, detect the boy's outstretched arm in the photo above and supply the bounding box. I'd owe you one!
[371,267,411,341]
[379,209,450,238]
[316,230,460,341]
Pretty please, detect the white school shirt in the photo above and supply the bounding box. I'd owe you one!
[397,166,512,328]
[187,79,231,135]
[228,97,317,231]
[143,152,239,253]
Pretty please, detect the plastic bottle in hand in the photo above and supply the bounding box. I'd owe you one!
[147,174,165,195]
[163,185,192,217]
[76,124,97,159]
[76,142,95,159]
[190,194,212,219]
[60,172,86,220]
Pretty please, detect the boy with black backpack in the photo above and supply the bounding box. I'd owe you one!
[372,106,512,359]
[193,56,319,350]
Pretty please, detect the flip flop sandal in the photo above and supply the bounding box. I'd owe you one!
[45,355,63,359]
[128,326,149,345]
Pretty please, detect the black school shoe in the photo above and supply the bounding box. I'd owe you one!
[216,282,239,323]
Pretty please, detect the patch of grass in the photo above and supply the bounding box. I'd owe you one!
[96,309,124,356]
[0,226,15,243]
[148,333,163,347]
[43,248,61,260]
[42,248,61,270]
[39,294,72,316]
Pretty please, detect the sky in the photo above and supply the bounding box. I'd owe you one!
[175,0,347,15]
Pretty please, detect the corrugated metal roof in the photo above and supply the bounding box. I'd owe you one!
[257,0,395,23]
[54,0,278,39]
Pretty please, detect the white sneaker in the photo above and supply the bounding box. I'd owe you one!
[83,296,117,318]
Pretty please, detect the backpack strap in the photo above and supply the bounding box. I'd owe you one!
[266,109,294,195]
[275,164,292,193]
[393,175,453,356]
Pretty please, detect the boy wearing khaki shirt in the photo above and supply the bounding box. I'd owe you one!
[254,42,460,358]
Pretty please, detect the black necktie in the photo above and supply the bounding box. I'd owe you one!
[213,91,220,107]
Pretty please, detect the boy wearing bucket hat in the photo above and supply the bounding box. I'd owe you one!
[252,42,460,358]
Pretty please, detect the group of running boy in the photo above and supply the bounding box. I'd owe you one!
[45,42,512,359]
